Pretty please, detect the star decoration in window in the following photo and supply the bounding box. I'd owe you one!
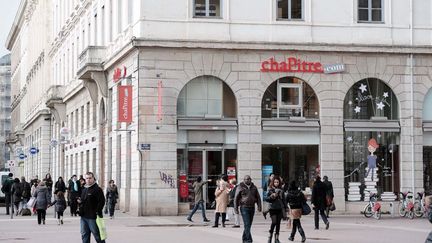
[383,92,389,98]
[346,136,353,142]
[354,106,361,113]
[359,83,367,93]
[376,102,385,110]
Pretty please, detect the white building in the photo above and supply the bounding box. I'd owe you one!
[0,54,12,169]
[6,0,432,215]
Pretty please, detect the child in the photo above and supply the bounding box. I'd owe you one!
[50,191,67,225]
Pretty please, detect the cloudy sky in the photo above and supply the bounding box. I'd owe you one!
[0,0,20,57]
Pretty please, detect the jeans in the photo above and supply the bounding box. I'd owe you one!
[314,208,328,229]
[108,200,116,217]
[187,201,208,221]
[80,217,106,243]
[241,207,255,243]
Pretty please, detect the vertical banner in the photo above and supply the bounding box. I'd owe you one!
[157,80,162,121]
[118,85,133,123]
[262,165,273,197]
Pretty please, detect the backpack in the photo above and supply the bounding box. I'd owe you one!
[1,179,12,193]
[21,208,32,216]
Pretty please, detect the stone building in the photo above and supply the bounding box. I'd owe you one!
[0,54,11,169]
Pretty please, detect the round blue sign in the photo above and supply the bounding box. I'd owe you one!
[19,153,26,160]
[30,147,38,154]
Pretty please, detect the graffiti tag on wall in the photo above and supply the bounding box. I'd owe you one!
[159,171,176,188]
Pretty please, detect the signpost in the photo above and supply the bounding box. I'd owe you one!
[29,147,39,155]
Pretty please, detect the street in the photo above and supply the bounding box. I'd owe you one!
[0,208,430,243]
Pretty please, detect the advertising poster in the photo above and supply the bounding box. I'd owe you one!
[262,165,273,197]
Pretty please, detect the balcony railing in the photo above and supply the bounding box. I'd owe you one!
[77,46,106,78]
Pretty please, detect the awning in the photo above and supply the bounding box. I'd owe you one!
[344,120,400,132]
[262,118,320,131]
[424,121,432,132]
[177,118,238,130]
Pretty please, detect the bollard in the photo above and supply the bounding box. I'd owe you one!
[389,202,393,217]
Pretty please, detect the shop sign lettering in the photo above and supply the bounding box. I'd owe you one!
[260,57,345,74]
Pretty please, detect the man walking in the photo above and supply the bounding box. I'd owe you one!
[1,173,14,215]
[77,172,105,243]
[311,175,329,230]
[323,175,334,217]
[187,176,211,222]
[234,175,262,243]
[68,175,81,216]
[20,177,31,211]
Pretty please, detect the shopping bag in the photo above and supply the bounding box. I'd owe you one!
[96,216,107,240]
[302,203,311,216]
[27,197,36,208]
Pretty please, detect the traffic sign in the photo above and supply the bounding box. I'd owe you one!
[138,143,151,151]
[18,153,26,160]
[5,160,16,168]
[29,147,39,154]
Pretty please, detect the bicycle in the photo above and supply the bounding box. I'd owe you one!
[414,192,428,218]
[363,191,381,220]
[398,191,414,219]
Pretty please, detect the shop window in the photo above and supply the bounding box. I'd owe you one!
[262,77,318,119]
[423,89,432,120]
[277,0,303,20]
[343,78,398,120]
[358,0,383,23]
[424,147,432,194]
[194,0,221,18]
[177,76,236,118]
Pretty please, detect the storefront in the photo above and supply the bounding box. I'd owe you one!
[423,89,432,193]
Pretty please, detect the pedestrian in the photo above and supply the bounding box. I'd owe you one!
[43,173,54,201]
[68,175,81,216]
[311,175,329,230]
[20,177,31,210]
[33,181,50,225]
[54,176,66,195]
[213,174,230,228]
[234,175,262,243]
[105,179,119,219]
[1,172,14,215]
[11,178,23,216]
[424,196,432,243]
[187,176,211,223]
[30,175,39,187]
[323,175,334,218]
[77,172,106,243]
[50,191,67,225]
[228,178,240,228]
[263,173,275,219]
[266,176,287,243]
[286,180,306,242]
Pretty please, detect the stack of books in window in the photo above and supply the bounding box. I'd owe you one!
[363,167,379,201]
[347,182,362,201]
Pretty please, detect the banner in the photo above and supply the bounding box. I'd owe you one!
[118,85,133,123]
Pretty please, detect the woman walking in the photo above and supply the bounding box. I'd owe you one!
[106,179,119,219]
[33,181,50,225]
[54,176,66,195]
[212,174,229,227]
[11,178,23,215]
[286,180,306,242]
[43,173,53,201]
[266,176,287,243]
[50,191,67,225]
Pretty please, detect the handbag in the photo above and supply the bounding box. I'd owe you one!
[27,197,36,208]
[96,216,107,240]
[329,202,336,211]
[302,203,311,216]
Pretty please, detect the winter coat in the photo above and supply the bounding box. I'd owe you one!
[79,183,105,219]
[33,186,50,210]
[52,198,67,213]
[234,182,262,210]
[228,184,238,207]
[11,182,23,203]
[68,180,81,199]
[215,180,230,213]
[106,185,119,204]
[323,180,334,199]
[21,181,31,200]
[311,180,327,210]
[54,181,66,194]
[266,187,286,210]
[1,177,13,195]
[44,178,53,191]
[193,181,207,203]
[286,189,306,219]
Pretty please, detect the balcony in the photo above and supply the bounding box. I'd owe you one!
[45,85,66,123]
[77,46,106,79]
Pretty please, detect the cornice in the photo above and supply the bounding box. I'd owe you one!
[24,0,38,24]
[5,0,27,51]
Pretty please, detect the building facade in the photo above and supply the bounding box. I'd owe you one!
[6,0,432,215]
[0,54,11,170]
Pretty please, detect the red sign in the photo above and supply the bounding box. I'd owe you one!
[118,85,133,123]
[261,57,323,73]
[227,166,236,181]
[179,172,189,199]
[113,66,127,83]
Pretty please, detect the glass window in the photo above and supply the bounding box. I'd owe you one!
[194,0,221,18]
[343,78,398,120]
[277,0,303,20]
[423,89,432,120]
[358,0,383,23]
[262,77,319,119]
[177,76,236,118]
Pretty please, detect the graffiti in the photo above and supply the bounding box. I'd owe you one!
[159,171,176,188]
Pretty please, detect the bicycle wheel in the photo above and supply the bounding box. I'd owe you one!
[398,202,407,217]
[408,210,414,219]
[414,202,424,218]
[364,204,373,218]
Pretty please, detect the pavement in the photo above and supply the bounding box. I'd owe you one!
[0,207,431,243]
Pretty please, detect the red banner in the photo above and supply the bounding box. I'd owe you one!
[179,173,189,199]
[118,85,133,123]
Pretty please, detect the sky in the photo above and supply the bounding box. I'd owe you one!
[0,0,20,58]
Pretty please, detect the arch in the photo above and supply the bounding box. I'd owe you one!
[261,76,319,119]
[343,78,399,120]
[176,75,237,118]
[423,88,432,120]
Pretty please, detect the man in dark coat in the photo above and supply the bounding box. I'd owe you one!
[78,172,105,243]
[20,177,31,208]
[68,175,81,216]
[323,175,334,217]
[1,173,14,215]
[311,175,329,230]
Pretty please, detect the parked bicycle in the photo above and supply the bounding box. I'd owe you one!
[398,191,414,219]
[414,192,428,218]
[363,190,381,220]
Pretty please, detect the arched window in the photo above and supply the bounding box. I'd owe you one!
[177,76,236,118]
[344,78,398,120]
[262,77,318,119]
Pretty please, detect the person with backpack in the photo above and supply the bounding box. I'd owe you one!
[1,173,14,215]
[50,191,67,225]
[11,178,23,216]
